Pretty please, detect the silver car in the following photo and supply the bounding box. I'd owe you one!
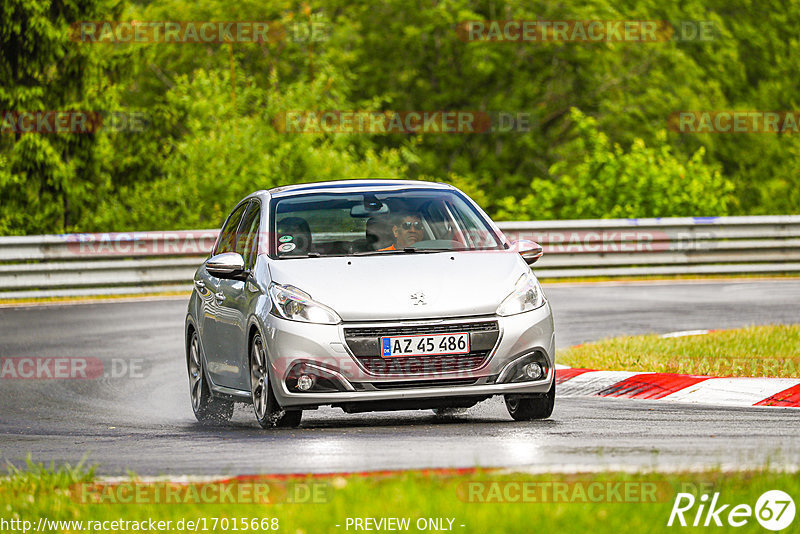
[185,180,555,428]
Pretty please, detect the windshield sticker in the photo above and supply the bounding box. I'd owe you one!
[278,242,296,252]
[279,235,293,243]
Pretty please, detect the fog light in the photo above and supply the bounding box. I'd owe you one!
[297,374,315,391]
[523,362,544,380]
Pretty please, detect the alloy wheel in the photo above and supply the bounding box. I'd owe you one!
[250,336,269,420]
[188,333,203,411]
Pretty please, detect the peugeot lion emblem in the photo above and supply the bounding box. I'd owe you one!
[410,292,427,306]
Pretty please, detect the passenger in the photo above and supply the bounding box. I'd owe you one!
[365,215,393,250]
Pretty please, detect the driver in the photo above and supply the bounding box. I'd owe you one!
[379,212,425,251]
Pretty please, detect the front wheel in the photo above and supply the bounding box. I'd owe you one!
[250,333,302,429]
[504,380,555,421]
[187,330,234,424]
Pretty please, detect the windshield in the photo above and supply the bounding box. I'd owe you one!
[270,189,503,258]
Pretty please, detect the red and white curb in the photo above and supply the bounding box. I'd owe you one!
[557,328,800,408]
[555,365,800,408]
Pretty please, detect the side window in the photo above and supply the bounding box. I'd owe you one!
[448,200,499,249]
[236,202,261,270]
[215,203,247,255]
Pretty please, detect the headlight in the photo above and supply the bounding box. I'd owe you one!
[268,283,342,325]
[496,271,546,316]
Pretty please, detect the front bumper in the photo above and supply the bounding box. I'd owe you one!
[262,302,555,409]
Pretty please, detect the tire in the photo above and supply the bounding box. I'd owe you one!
[187,330,234,424]
[504,379,555,421]
[250,333,303,429]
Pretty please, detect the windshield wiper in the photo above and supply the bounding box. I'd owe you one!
[279,252,321,259]
[351,249,404,256]
[404,248,456,253]
[352,247,452,256]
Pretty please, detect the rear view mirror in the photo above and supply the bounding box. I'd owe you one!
[510,240,543,265]
[350,203,389,217]
[206,252,246,279]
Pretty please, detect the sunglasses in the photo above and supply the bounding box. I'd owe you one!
[400,221,424,230]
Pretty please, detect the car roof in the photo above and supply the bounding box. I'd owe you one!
[266,179,454,198]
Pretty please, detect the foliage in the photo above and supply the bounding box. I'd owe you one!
[87,67,407,230]
[0,0,122,234]
[1,0,799,234]
[496,109,733,220]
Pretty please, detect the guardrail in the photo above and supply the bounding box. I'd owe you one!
[1,216,799,298]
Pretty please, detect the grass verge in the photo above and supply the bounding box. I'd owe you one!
[0,291,190,306]
[2,459,798,533]
[558,325,800,378]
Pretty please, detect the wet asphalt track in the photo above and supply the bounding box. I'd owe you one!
[0,280,798,475]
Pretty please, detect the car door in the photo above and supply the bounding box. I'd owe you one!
[224,200,263,389]
[233,201,264,390]
[208,200,262,389]
[197,201,247,388]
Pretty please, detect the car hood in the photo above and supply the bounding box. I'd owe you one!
[267,251,528,321]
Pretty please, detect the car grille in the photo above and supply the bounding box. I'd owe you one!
[370,378,479,389]
[343,320,499,376]
[344,321,498,337]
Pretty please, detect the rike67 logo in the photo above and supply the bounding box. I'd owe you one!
[668,490,795,530]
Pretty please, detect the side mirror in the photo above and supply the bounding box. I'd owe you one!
[206,252,246,279]
[510,240,543,265]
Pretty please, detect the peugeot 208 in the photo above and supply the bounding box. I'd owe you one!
[185,180,554,427]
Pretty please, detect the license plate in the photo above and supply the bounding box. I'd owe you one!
[380,333,470,358]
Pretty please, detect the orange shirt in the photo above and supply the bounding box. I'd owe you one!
[378,245,396,251]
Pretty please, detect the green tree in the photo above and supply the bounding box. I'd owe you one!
[496,109,733,220]
[87,67,407,230]
[0,0,122,234]
[3,0,800,236]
